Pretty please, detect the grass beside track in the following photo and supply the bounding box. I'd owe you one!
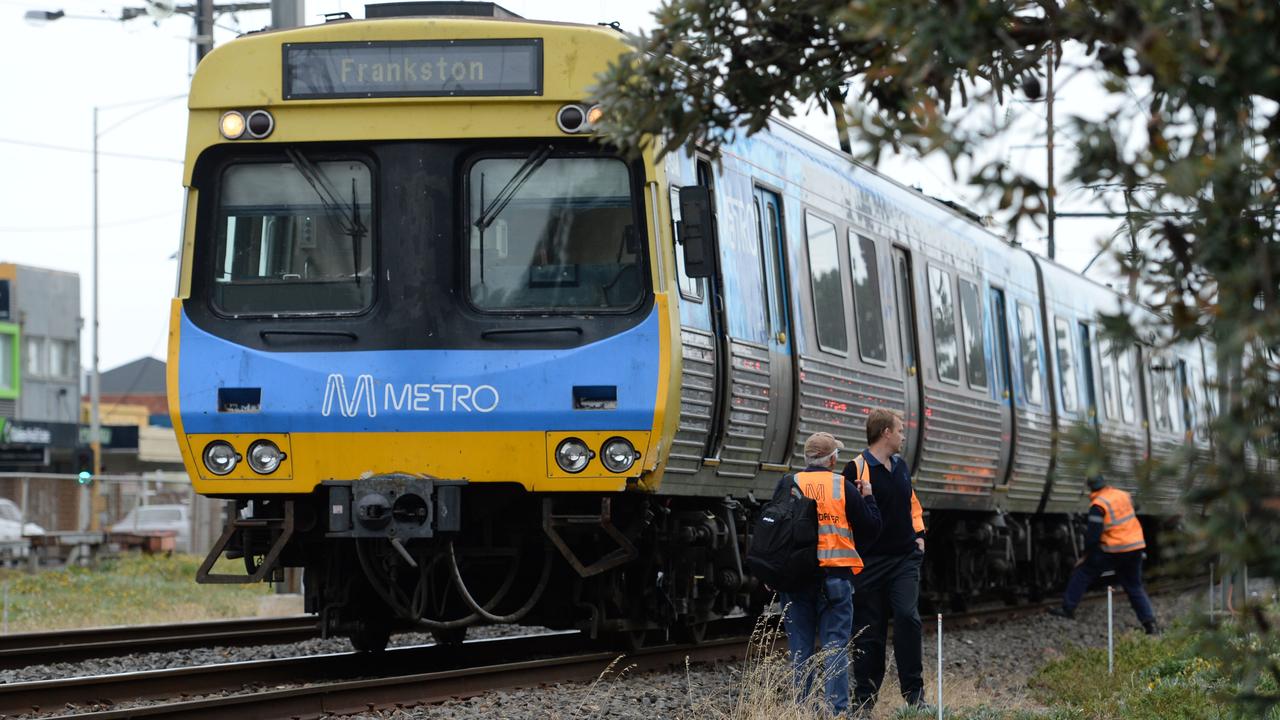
[1028,621,1280,720]
[676,613,1275,719]
[0,554,275,632]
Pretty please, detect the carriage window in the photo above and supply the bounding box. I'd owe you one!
[928,267,959,383]
[214,159,374,315]
[848,233,887,363]
[1016,301,1043,405]
[1117,344,1137,423]
[1152,356,1172,427]
[1165,356,1183,432]
[1099,338,1119,420]
[958,279,987,388]
[1054,317,1079,412]
[670,186,704,301]
[1190,365,1209,440]
[805,213,847,353]
[468,156,643,312]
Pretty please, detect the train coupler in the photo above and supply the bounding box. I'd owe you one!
[323,474,463,539]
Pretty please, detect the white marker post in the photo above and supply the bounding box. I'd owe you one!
[936,613,943,720]
[1107,585,1115,675]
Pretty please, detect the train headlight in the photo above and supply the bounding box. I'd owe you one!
[585,104,604,127]
[600,437,638,473]
[245,110,274,139]
[555,438,592,473]
[556,104,586,134]
[246,439,285,474]
[219,111,246,140]
[202,440,240,476]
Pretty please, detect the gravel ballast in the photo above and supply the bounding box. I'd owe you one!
[347,589,1204,719]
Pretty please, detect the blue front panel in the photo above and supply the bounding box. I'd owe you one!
[178,308,661,434]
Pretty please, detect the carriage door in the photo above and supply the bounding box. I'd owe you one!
[754,187,795,464]
[891,247,923,469]
[989,286,1016,486]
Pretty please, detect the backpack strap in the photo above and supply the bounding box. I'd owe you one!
[782,472,803,499]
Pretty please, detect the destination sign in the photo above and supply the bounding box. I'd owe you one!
[283,39,542,99]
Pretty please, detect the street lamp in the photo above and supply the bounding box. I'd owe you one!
[88,95,185,528]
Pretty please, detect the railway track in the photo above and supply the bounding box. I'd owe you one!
[0,629,744,719]
[0,581,1198,719]
[0,616,320,670]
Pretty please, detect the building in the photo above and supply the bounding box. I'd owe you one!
[0,263,82,472]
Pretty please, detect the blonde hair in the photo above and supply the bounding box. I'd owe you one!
[865,407,902,446]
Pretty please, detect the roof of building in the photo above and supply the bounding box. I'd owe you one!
[99,357,166,396]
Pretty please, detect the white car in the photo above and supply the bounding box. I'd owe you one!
[110,504,192,553]
[0,498,45,540]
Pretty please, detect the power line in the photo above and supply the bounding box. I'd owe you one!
[0,137,182,164]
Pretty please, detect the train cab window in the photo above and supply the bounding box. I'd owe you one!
[670,186,703,301]
[1117,344,1138,423]
[1016,301,1043,405]
[927,266,959,383]
[467,156,643,312]
[1054,317,1079,413]
[958,278,988,389]
[848,233,887,363]
[1099,337,1120,420]
[805,213,847,353]
[213,159,374,316]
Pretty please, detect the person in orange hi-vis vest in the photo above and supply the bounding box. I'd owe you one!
[778,431,881,717]
[846,408,930,714]
[1048,475,1159,634]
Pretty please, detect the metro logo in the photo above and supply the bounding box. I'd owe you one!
[320,374,501,418]
[321,374,377,418]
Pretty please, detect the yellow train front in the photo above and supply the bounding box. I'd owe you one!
[167,8,736,649]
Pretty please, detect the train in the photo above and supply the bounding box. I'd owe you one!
[167,2,1213,650]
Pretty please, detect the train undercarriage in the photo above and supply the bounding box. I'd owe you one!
[197,475,1160,651]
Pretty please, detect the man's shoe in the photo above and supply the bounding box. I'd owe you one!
[1143,620,1161,635]
[1047,606,1074,619]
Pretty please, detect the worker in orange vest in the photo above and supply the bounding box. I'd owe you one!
[1049,475,1159,634]
[778,431,881,716]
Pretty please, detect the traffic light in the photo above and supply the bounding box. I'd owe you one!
[75,447,94,485]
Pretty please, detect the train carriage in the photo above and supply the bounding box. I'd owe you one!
[171,2,1212,648]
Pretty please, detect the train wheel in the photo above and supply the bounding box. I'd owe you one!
[431,626,468,646]
[349,620,392,653]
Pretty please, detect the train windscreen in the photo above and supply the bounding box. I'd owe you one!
[466,155,642,312]
[212,157,375,316]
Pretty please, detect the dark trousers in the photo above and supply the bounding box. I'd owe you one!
[852,550,924,707]
[1063,549,1156,624]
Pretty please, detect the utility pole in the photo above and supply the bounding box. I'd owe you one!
[1046,43,1056,260]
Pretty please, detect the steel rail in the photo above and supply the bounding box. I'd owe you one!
[0,616,320,670]
[0,631,589,717]
[49,635,749,720]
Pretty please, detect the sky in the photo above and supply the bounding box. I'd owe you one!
[0,0,1127,374]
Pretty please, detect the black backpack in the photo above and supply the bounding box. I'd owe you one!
[746,474,819,592]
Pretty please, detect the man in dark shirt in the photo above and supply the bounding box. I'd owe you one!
[1048,475,1158,634]
[844,408,928,712]
[775,431,881,716]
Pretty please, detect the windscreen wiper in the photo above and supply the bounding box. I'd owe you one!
[285,148,369,282]
[474,144,552,232]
